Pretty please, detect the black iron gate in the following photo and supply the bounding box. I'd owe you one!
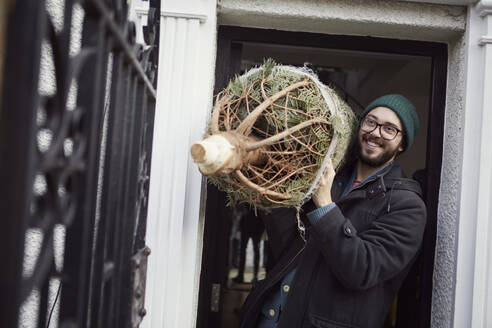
[0,0,160,327]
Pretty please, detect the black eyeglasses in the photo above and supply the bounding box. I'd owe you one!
[361,117,403,141]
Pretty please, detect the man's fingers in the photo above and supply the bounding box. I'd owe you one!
[319,162,335,186]
[326,158,334,170]
[313,159,335,207]
[323,160,335,177]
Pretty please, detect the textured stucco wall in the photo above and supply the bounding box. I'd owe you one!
[218,0,466,42]
[431,34,466,328]
[217,1,467,328]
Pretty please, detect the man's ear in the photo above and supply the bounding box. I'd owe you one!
[398,138,406,153]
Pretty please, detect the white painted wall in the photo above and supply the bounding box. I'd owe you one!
[454,2,492,328]
[143,1,217,327]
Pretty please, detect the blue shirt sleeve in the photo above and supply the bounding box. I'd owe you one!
[307,161,393,226]
[307,203,336,225]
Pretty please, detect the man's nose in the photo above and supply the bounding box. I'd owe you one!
[369,126,382,138]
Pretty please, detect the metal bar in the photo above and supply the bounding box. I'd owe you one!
[113,67,138,328]
[118,75,144,327]
[140,94,157,245]
[106,62,132,327]
[59,9,109,326]
[133,87,150,253]
[97,53,125,328]
[101,56,123,327]
[88,0,157,97]
[131,80,147,250]
[91,50,122,328]
[86,43,115,328]
[132,0,160,257]
[0,1,45,326]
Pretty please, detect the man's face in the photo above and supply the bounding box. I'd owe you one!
[356,106,404,168]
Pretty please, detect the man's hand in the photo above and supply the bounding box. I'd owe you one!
[313,160,336,208]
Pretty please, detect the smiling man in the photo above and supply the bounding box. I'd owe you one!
[358,109,405,166]
[239,94,427,328]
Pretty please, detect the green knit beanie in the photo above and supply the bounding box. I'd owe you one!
[360,94,419,152]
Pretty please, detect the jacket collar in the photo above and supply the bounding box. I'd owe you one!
[332,160,392,199]
[332,160,423,201]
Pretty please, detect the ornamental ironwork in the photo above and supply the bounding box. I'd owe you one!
[0,0,160,327]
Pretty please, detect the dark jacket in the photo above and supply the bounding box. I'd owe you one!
[239,162,427,328]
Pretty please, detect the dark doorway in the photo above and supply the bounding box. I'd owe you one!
[197,26,446,328]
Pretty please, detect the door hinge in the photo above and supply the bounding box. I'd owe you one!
[131,246,151,327]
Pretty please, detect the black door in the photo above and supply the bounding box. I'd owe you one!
[197,26,446,328]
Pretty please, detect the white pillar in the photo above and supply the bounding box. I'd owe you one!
[144,1,218,327]
[454,1,492,327]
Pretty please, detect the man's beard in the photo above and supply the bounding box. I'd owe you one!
[356,135,400,167]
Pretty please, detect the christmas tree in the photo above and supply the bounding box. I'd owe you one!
[191,59,356,209]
